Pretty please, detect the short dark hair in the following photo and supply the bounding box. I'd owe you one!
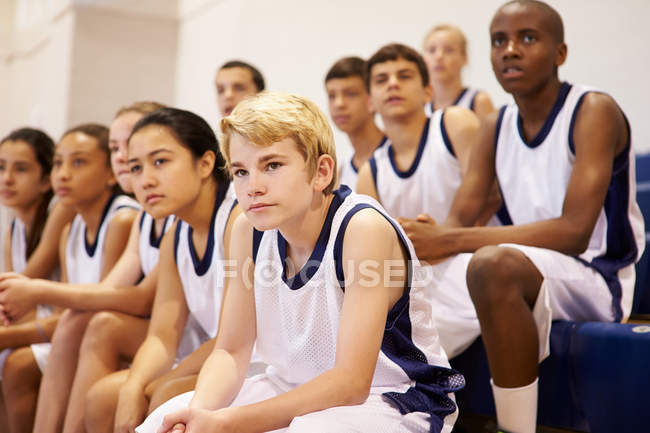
[366,43,430,90]
[496,0,564,43]
[114,101,167,119]
[325,56,366,84]
[130,108,229,185]
[219,60,265,92]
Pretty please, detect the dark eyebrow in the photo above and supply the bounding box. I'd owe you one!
[127,148,172,164]
[230,153,288,169]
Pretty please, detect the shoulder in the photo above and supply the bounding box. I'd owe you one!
[107,208,138,234]
[573,91,628,154]
[576,91,624,123]
[342,207,399,255]
[443,106,480,133]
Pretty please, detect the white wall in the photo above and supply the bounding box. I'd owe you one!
[175,0,650,161]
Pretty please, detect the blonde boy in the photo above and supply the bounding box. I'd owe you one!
[136,92,463,433]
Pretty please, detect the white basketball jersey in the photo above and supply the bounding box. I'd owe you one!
[425,87,480,117]
[338,136,387,192]
[174,183,236,339]
[138,212,174,276]
[10,218,27,273]
[252,186,464,424]
[370,110,460,222]
[65,194,139,284]
[495,82,645,322]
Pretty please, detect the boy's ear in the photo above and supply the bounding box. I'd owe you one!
[198,150,216,180]
[313,154,335,193]
[556,42,568,67]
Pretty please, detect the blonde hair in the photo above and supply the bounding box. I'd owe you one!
[424,24,467,57]
[114,101,166,119]
[220,92,338,194]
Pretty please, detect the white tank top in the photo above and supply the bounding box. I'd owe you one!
[495,82,645,322]
[252,186,464,423]
[369,110,460,222]
[138,212,175,276]
[338,136,386,192]
[10,218,27,274]
[173,183,236,338]
[425,87,481,117]
[65,194,139,284]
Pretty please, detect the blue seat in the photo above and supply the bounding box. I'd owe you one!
[450,321,650,432]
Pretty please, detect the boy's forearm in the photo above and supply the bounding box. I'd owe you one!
[190,348,249,410]
[227,368,369,433]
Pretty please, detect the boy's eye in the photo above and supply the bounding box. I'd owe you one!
[492,36,505,47]
[233,169,248,177]
[53,159,62,168]
[523,34,536,43]
[267,162,281,171]
[129,164,141,174]
[72,158,85,167]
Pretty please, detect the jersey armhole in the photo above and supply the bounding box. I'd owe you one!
[252,229,264,264]
[173,220,182,265]
[440,109,456,157]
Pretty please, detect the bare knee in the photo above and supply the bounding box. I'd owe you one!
[51,310,94,347]
[2,347,40,397]
[80,311,123,351]
[467,246,542,310]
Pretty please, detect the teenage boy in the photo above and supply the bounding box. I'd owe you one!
[399,1,645,432]
[325,56,385,190]
[135,92,464,433]
[357,43,498,238]
[215,60,265,117]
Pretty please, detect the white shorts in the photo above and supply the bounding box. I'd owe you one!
[136,373,445,433]
[31,303,55,372]
[429,245,615,361]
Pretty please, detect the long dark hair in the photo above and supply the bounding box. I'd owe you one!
[0,128,55,258]
[130,108,229,185]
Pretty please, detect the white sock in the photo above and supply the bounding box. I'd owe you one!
[491,378,538,433]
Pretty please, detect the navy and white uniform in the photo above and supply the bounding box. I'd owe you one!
[425,87,482,117]
[138,212,174,277]
[370,109,499,226]
[338,136,386,192]
[30,194,139,371]
[429,82,646,359]
[138,211,201,361]
[172,183,236,349]
[137,187,463,433]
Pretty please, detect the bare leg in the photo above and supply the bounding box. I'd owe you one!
[85,369,129,433]
[466,246,543,387]
[62,312,148,433]
[0,390,9,432]
[32,309,94,433]
[147,375,197,414]
[2,347,41,433]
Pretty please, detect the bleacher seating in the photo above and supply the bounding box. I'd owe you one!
[450,153,650,432]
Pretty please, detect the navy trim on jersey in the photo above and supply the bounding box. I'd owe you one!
[252,229,264,263]
[568,92,590,155]
[139,212,146,230]
[469,91,478,111]
[495,182,514,226]
[578,137,637,322]
[84,194,117,257]
[333,203,373,289]
[369,156,379,189]
[174,219,182,265]
[10,219,15,240]
[494,106,507,152]
[517,82,572,149]
[277,186,352,290]
[186,183,228,276]
[440,110,455,157]
[348,158,358,174]
[430,88,468,112]
[149,215,172,248]
[387,117,431,179]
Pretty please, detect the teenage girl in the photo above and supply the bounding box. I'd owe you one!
[0,127,75,432]
[0,124,138,433]
[0,103,172,433]
[422,24,495,120]
[79,108,240,433]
